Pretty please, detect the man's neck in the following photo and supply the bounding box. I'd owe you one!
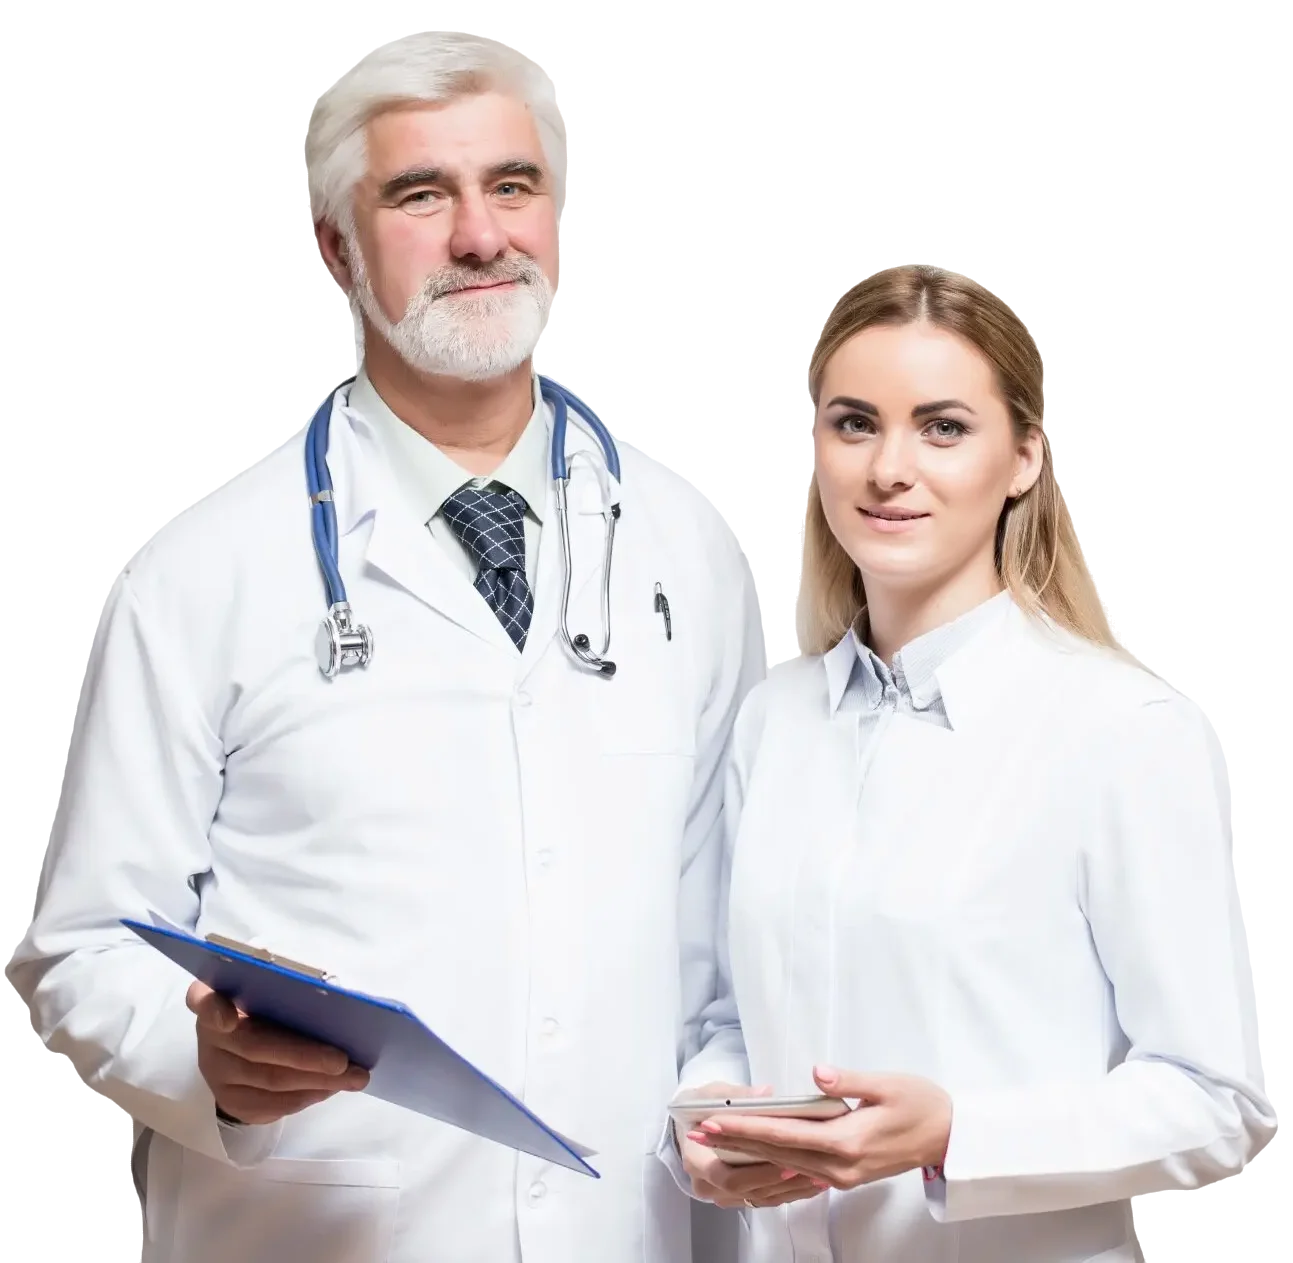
[863,556,1003,666]
[362,337,535,477]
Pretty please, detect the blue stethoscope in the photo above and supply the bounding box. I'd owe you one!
[306,376,622,680]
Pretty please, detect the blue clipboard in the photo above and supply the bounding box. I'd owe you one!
[123,915,598,1178]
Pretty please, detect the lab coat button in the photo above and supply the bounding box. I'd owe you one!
[515,690,533,708]
[536,849,554,868]
[529,1181,547,1202]
[541,1017,559,1036]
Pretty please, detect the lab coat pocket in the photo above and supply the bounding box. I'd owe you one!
[561,635,695,757]
[580,580,697,757]
[593,654,697,757]
[172,1149,401,1263]
[259,1155,402,1187]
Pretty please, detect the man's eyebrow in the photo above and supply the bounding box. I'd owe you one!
[377,167,445,200]
[377,160,546,201]
[486,159,545,184]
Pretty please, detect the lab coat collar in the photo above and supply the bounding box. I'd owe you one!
[933,598,1066,732]
[329,378,621,532]
[823,593,1055,731]
[824,634,859,714]
[326,381,394,537]
[834,591,1015,719]
[318,379,622,663]
[320,383,517,653]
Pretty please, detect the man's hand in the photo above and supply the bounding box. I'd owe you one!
[188,981,369,1125]
[675,1082,823,1211]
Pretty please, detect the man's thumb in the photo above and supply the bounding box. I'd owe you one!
[814,1064,886,1102]
[187,982,237,1034]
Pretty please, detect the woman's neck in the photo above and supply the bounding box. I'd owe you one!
[864,562,1004,666]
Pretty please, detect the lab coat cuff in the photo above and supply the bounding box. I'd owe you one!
[922,1166,949,1220]
[217,1114,284,1169]
[675,1042,750,1095]
[658,1044,751,1200]
[656,1113,697,1198]
[921,1090,1010,1221]
[923,1088,1064,1222]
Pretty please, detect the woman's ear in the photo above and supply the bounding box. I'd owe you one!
[1010,425,1046,498]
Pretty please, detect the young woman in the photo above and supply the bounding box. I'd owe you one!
[663,266,1276,1262]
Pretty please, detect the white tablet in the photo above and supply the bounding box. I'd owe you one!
[668,1094,851,1166]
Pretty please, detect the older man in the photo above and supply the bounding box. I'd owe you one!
[8,31,764,1263]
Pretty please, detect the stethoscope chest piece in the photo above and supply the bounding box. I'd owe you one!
[316,602,374,678]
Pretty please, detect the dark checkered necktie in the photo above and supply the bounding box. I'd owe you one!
[442,484,533,650]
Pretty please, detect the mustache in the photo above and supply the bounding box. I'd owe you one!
[424,256,545,300]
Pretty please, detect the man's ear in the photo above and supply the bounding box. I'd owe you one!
[315,220,353,292]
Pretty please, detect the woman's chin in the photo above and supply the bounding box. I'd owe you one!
[848,544,940,590]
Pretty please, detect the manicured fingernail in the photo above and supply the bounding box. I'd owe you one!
[812,1178,830,1189]
[687,1131,710,1144]
[701,1120,723,1134]
[814,1064,838,1087]
[781,1169,798,1180]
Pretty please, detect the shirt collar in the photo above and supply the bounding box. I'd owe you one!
[348,367,549,526]
[826,590,1014,717]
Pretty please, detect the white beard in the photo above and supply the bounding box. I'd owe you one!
[348,244,553,382]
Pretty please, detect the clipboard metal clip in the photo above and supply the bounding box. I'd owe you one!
[204,933,332,981]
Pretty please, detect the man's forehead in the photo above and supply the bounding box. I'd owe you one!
[364,94,545,179]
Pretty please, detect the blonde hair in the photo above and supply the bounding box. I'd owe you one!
[797,264,1119,656]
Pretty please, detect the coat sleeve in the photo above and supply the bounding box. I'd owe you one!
[5,569,280,1166]
[929,693,1277,1221]
[656,534,765,1189]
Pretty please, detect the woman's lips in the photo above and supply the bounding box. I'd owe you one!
[859,506,930,533]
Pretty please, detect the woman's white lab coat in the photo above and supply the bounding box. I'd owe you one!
[6,384,764,1263]
[668,597,1275,1263]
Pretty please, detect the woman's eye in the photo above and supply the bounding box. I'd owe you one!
[926,418,968,440]
[835,414,874,436]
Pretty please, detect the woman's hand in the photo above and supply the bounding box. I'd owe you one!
[675,1082,823,1210]
[688,1066,952,1191]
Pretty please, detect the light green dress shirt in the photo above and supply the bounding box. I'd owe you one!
[348,369,548,587]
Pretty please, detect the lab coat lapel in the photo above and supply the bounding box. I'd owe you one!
[329,405,517,654]
[517,428,618,683]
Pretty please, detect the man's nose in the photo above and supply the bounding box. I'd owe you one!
[449,191,508,264]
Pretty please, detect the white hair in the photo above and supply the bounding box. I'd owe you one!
[305,31,567,235]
